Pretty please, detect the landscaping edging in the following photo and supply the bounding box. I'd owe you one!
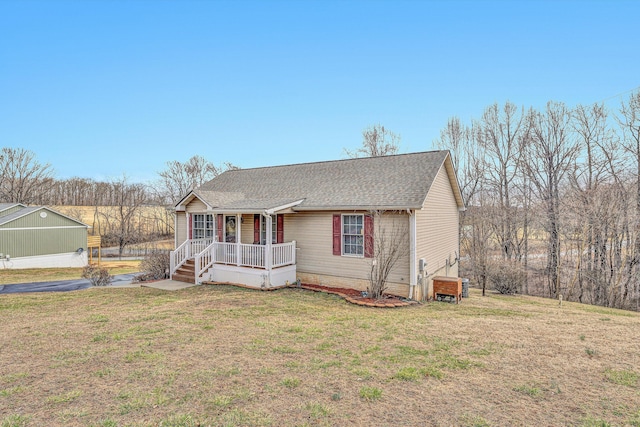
[298,284,418,308]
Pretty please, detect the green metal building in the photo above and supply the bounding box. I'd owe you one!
[0,204,89,269]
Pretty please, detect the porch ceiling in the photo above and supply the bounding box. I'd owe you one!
[208,198,304,214]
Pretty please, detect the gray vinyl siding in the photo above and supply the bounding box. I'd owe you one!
[415,165,460,278]
[287,211,410,287]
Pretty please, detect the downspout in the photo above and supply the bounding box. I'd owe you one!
[262,212,273,287]
[408,209,417,300]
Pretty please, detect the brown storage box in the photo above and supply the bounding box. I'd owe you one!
[433,276,462,303]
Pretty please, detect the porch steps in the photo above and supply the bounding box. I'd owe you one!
[172,259,196,284]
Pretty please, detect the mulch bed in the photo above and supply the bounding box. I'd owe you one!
[299,283,418,308]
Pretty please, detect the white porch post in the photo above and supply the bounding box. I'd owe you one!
[264,214,272,271]
[292,240,296,264]
[186,213,191,258]
[236,214,241,267]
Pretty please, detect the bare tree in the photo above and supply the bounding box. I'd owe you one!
[0,147,55,204]
[477,102,526,261]
[367,211,409,300]
[100,175,148,258]
[617,90,640,309]
[345,124,401,158]
[435,117,491,292]
[435,117,484,205]
[618,93,640,257]
[435,96,640,310]
[154,155,238,205]
[522,102,580,298]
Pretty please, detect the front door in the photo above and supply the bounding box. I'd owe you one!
[225,215,237,243]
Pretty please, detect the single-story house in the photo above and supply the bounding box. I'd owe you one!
[171,150,464,300]
[0,204,89,269]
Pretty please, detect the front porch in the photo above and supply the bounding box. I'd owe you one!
[170,238,297,288]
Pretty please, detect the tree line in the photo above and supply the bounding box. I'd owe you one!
[0,148,235,255]
[435,91,640,311]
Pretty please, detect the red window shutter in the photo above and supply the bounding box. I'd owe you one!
[332,214,341,255]
[276,214,284,243]
[188,214,193,240]
[364,214,374,258]
[254,214,260,244]
[216,214,223,242]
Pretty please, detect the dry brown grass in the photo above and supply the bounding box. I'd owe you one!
[0,261,141,285]
[1,287,639,426]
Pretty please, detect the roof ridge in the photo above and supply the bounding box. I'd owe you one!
[220,150,447,174]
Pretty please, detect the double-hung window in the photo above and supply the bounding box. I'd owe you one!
[342,214,364,256]
[333,213,373,258]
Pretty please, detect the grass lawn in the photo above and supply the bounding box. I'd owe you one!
[1,286,639,426]
[0,260,141,285]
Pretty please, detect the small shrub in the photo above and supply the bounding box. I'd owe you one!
[136,250,170,282]
[488,261,525,294]
[82,265,112,287]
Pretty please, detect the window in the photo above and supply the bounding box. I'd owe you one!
[260,215,277,244]
[342,214,364,256]
[253,214,284,244]
[333,214,373,258]
[192,214,214,239]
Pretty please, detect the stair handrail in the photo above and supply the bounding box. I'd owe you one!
[194,239,216,284]
[170,239,191,280]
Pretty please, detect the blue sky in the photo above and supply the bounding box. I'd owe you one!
[1,0,638,183]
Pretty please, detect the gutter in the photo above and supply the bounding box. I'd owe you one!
[293,205,422,212]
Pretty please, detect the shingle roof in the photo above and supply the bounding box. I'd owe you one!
[192,151,461,211]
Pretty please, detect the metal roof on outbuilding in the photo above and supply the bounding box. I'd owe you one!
[0,206,89,228]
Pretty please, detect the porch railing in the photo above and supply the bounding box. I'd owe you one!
[194,239,216,284]
[171,239,296,282]
[212,241,296,269]
[272,241,297,268]
[170,238,213,279]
